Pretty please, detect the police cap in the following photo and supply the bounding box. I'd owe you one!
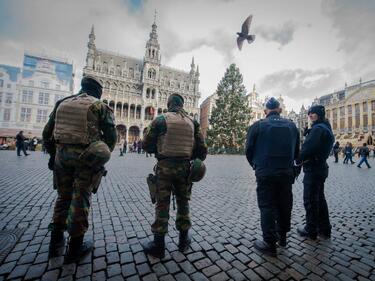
[265,97,280,110]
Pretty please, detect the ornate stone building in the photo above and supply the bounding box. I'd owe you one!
[0,53,74,142]
[83,23,201,143]
[313,79,375,146]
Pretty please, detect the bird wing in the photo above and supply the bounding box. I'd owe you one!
[247,34,256,44]
[237,37,245,50]
[241,15,252,35]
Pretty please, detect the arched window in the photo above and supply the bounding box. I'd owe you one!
[148,68,156,79]
[151,89,156,99]
[146,88,150,99]
[102,62,108,73]
[152,50,155,58]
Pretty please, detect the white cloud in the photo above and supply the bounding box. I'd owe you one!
[0,0,374,112]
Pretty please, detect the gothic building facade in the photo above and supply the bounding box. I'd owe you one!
[83,23,201,143]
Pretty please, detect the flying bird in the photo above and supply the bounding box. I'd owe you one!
[237,15,256,50]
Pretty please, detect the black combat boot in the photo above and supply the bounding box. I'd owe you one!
[297,225,317,240]
[48,231,66,259]
[143,234,165,259]
[254,239,277,257]
[277,232,287,247]
[178,230,191,252]
[64,235,93,264]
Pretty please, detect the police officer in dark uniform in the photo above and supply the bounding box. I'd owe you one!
[297,105,334,240]
[246,97,300,256]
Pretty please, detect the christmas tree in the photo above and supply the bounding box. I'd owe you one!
[207,64,252,153]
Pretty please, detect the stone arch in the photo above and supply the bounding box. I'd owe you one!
[116,124,127,143]
[136,105,141,119]
[128,126,140,143]
[108,101,115,111]
[116,102,122,119]
[130,104,136,119]
[145,106,155,120]
[122,103,129,118]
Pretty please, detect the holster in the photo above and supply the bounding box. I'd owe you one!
[147,173,157,204]
[92,167,107,194]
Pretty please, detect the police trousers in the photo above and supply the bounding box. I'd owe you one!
[49,145,94,237]
[303,171,331,235]
[151,159,192,235]
[256,176,293,244]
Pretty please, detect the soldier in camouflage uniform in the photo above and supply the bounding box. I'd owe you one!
[142,94,207,258]
[43,75,117,263]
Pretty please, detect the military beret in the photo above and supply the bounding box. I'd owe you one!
[265,97,280,110]
[167,93,184,107]
[81,75,103,89]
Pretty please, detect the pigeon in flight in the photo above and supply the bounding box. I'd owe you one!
[237,15,256,50]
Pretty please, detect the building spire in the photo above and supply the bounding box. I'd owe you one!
[253,83,256,92]
[190,57,195,75]
[154,9,157,25]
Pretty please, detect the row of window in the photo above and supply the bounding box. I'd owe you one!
[330,114,375,130]
[0,91,65,106]
[327,101,375,118]
[1,108,48,123]
[0,79,63,90]
[0,79,12,89]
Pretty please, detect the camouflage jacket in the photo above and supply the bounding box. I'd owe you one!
[42,92,117,155]
[143,109,207,161]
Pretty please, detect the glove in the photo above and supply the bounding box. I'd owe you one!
[48,155,55,170]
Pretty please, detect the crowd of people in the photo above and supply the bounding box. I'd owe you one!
[332,141,373,168]
[118,138,152,156]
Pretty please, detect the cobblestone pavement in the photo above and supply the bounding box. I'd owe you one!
[0,151,374,281]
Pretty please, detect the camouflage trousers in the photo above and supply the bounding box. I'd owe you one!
[151,159,192,235]
[49,145,94,237]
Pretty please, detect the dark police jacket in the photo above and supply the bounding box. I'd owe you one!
[245,112,300,178]
[298,119,334,173]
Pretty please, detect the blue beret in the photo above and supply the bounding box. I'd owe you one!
[266,97,280,110]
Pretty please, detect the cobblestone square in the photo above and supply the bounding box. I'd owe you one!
[0,151,374,280]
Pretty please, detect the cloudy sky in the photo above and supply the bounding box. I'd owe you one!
[0,0,374,112]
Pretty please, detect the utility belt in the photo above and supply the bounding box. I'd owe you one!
[147,160,193,210]
[157,157,191,163]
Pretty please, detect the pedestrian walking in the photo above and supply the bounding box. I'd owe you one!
[15,131,29,156]
[297,105,334,240]
[343,142,355,164]
[119,138,124,156]
[133,140,137,153]
[142,93,207,258]
[123,139,127,154]
[246,97,300,257]
[43,75,117,263]
[357,143,371,168]
[333,141,340,163]
[137,139,143,154]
